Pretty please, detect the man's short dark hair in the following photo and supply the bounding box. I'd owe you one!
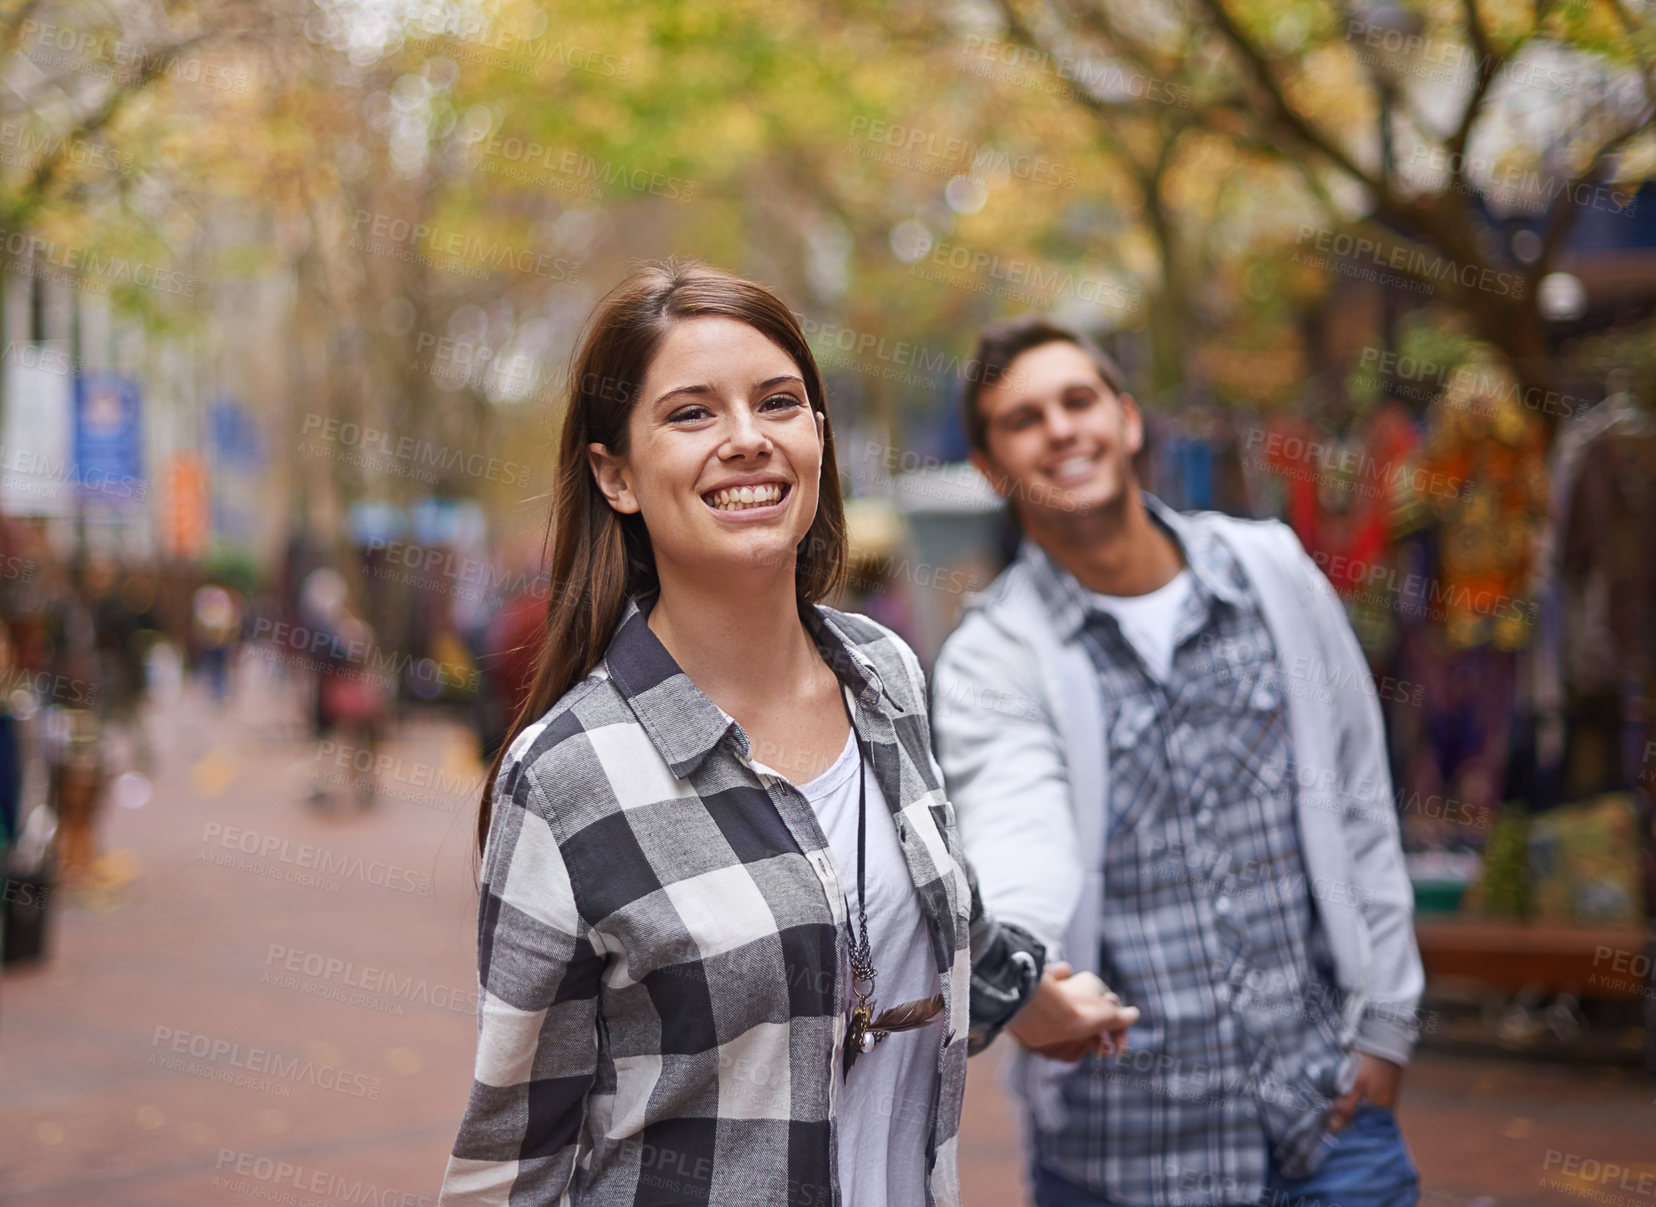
[962,316,1130,454]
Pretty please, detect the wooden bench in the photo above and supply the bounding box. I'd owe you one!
[1415,918,1651,998]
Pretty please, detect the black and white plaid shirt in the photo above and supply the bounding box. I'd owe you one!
[438,595,1043,1207]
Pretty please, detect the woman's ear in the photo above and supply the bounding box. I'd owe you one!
[587,443,641,514]
[814,408,825,471]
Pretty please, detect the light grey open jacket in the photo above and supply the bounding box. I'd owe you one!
[930,505,1424,1124]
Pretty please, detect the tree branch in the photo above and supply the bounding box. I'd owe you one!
[1535,104,1656,271]
[8,30,216,226]
[1187,0,1383,199]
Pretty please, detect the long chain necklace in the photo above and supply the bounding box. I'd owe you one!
[835,685,943,1077]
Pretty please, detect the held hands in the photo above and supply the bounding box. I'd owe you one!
[1004,961,1140,1063]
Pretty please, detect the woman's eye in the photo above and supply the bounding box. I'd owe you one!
[761,393,806,412]
[668,405,711,423]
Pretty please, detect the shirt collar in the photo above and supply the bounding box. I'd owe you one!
[601,593,891,779]
[1017,492,1247,640]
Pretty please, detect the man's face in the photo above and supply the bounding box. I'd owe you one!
[968,340,1142,524]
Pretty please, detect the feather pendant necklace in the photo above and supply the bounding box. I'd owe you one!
[837,688,945,1078]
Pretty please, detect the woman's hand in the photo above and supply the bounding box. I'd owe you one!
[1004,961,1139,1062]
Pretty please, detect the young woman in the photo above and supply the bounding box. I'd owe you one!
[438,263,1134,1207]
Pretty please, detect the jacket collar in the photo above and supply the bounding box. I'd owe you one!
[1014,491,1248,640]
[602,592,891,779]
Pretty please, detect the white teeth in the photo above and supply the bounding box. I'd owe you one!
[1053,456,1094,480]
[706,483,784,510]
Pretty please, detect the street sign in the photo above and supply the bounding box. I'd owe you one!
[0,341,74,516]
[161,452,210,558]
[74,372,144,504]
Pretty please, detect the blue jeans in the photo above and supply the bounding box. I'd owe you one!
[1032,1106,1420,1207]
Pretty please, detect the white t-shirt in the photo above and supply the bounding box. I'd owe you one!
[752,699,940,1207]
[1085,568,1194,683]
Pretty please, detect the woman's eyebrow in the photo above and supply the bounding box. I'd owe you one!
[653,375,804,407]
[652,382,715,407]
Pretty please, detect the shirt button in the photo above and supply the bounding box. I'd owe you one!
[1214,895,1232,914]
[1196,809,1214,828]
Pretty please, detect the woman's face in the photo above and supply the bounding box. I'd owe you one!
[588,315,824,584]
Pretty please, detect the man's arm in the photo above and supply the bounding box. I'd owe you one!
[1289,534,1425,1067]
[930,615,1083,963]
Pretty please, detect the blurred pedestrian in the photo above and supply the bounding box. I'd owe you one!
[97,566,158,772]
[298,568,387,812]
[438,264,1134,1207]
[932,317,1424,1207]
[42,564,104,883]
[190,582,241,705]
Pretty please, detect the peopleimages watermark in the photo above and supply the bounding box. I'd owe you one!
[213,1148,434,1207]
[0,121,134,175]
[406,10,629,79]
[198,821,434,896]
[0,442,147,504]
[1345,18,1579,95]
[1090,1045,1329,1114]
[348,211,580,282]
[1410,147,1636,218]
[1,878,48,912]
[846,116,1078,187]
[1587,945,1656,999]
[1293,225,1525,299]
[800,314,990,391]
[366,536,549,606]
[262,943,479,1015]
[1307,549,1538,629]
[1354,347,1587,419]
[613,1137,830,1206]
[957,35,1193,107]
[1242,427,1466,501]
[0,226,197,297]
[1541,1149,1656,1201]
[312,738,486,813]
[22,21,251,93]
[1,664,94,707]
[913,239,1142,314]
[479,136,695,202]
[149,1026,382,1099]
[249,615,482,694]
[408,331,558,404]
[298,413,531,487]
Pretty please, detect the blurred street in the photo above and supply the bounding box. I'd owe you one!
[2,652,1651,1207]
[0,2,1650,1203]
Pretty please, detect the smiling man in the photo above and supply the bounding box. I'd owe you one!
[929,317,1424,1207]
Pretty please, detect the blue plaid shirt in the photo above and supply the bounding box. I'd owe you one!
[1022,498,1353,1207]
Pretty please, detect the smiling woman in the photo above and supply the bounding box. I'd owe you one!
[437,262,1133,1207]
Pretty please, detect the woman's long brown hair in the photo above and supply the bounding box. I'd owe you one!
[476,261,848,855]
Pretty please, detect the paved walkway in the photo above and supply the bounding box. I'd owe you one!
[2,652,1652,1205]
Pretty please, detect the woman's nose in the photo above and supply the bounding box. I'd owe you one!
[720,408,772,457]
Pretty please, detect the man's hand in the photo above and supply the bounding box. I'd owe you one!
[1328,1053,1403,1132]
[1006,962,1139,1062]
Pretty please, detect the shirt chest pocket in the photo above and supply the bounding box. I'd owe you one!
[1188,659,1294,796]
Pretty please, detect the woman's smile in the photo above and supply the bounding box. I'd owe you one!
[702,477,792,516]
